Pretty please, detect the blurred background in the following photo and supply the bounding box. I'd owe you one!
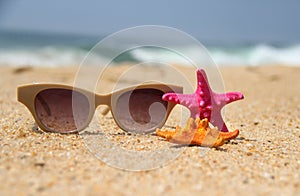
[0,0,299,66]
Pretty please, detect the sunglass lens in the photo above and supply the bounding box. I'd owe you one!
[34,89,90,133]
[115,88,168,133]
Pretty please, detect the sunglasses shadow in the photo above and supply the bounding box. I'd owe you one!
[31,123,104,136]
[31,123,231,152]
[32,123,44,134]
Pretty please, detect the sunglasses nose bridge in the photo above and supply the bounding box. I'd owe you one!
[95,94,111,107]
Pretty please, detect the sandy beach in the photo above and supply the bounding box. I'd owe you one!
[0,64,300,195]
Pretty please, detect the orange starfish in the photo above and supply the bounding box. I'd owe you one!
[156,118,239,147]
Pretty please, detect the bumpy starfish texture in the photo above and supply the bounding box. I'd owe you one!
[156,118,239,147]
[162,69,244,132]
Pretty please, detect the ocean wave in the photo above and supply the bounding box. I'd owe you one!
[1,44,300,67]
[132,44,300,66]
[0,46,106,67]
[210,44,300,66]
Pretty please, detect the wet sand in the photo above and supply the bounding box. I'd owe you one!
[0,65,300,195]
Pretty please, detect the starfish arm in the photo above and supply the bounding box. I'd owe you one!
[162,93,181,104]
[156,128,177,141]
[215,92,244,105]
[220,123,229,132]
[156,120,195,144]
[210,112,229,132]
[163,93,201,118]
[195,69,211,95]
[219,129,239,140]
[192,135,225,147]
[162,93,198,108]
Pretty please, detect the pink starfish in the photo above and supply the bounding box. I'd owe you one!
[163,69,244,132]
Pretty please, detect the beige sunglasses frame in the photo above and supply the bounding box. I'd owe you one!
[17,83,183,133]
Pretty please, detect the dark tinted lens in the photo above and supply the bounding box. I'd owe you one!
[115,88,168,133]
[35,89,90,133]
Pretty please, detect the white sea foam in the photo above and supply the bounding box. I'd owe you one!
[0,47,106,67]
[1,44,300,67]
[131,44,300,66]
[210,44,300,66]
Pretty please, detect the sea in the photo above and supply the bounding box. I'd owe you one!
[1,30,299,67]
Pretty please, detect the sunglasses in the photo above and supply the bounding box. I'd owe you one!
[17,83,183,134]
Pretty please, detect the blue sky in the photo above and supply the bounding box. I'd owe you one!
[0,0,300,43]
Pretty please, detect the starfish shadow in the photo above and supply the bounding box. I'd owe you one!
[169,144,228,152]
[235,137,257,142]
